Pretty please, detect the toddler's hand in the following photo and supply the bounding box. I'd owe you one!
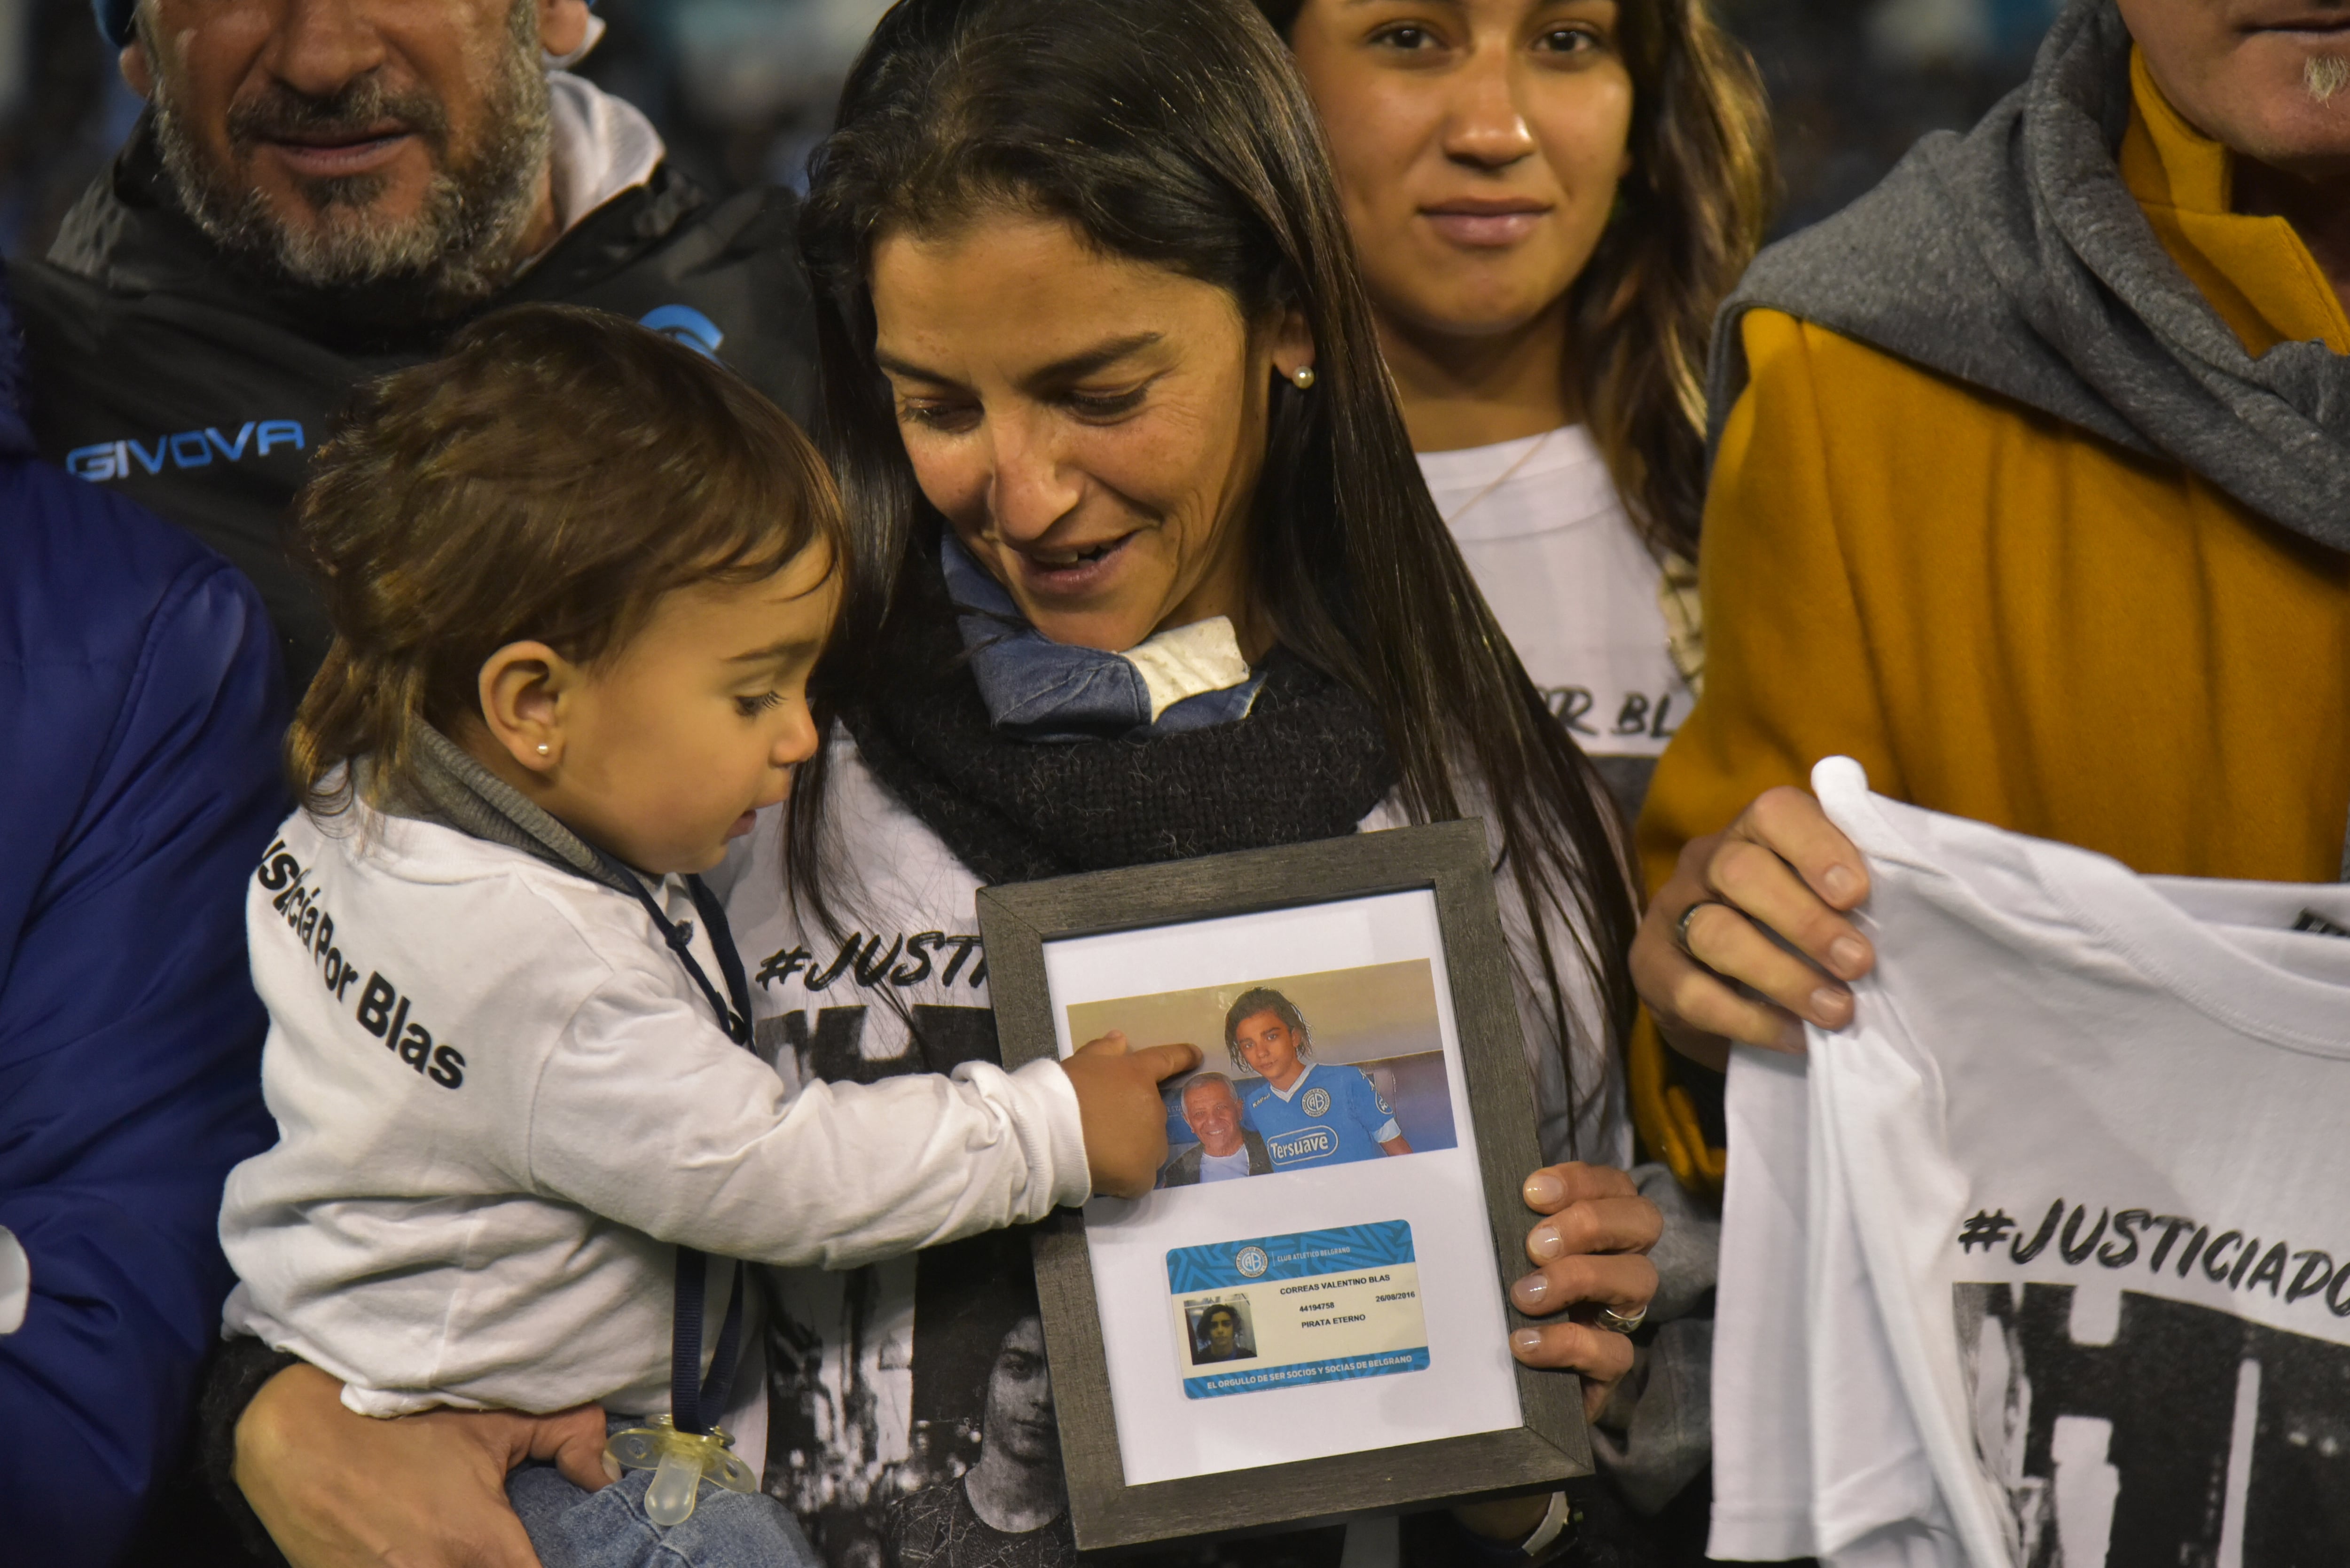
[1062,1030,1202,1199]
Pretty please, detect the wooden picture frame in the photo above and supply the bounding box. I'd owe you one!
[977,819,1590,1552]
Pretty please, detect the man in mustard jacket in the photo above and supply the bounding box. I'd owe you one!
[1632,0,2350,1077]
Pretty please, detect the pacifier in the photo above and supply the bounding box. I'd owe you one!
[605,1416,759,1526]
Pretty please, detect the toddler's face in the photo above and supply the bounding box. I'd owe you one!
[535,548,838,873]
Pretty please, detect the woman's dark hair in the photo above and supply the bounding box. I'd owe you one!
[1255,0,1774,559]
[795,0,1637,1148]
[1224,987,1313,1073]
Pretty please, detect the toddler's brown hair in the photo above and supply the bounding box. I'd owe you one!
[287,303,844,815]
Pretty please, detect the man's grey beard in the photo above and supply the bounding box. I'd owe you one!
[148,2,553,316]
[2308,54,2350,105]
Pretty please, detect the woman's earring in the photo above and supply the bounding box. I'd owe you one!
[1290,365,1316,391]
[536,744,551,757]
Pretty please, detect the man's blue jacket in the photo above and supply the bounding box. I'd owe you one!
[0,285,284,1560]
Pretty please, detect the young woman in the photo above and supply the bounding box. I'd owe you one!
[729,0,1663,1561]
[1257,0,1773,821]
[1254,0,1773,1542]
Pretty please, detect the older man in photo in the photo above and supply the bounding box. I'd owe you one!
[17,0,817,687]
[1158,1072,1273,1188]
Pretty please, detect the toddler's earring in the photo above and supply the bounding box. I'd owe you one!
[1290,365,1316,391]
[536,744,551,757]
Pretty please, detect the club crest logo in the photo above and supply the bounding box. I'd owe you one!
[1236,1246,1269,1278]
[1301,1087,1331,1118]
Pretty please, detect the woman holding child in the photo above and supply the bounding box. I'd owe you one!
[738,0,1662,1559]
[222,0,1673,1564]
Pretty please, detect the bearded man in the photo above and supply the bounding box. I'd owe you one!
[16,0,816,687]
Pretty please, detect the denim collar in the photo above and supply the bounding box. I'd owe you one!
[941,536,1264,741]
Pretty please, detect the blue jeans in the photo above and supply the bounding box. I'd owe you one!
[506,1418,820,1568]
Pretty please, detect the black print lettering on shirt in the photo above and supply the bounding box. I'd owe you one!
[1611,692,1680,740]
[1958,1199,2350,1322]
[251,841,465,1091]
[1537,686,1681,741]
[352,972,466,1090]
[754,933,987,994]
[257,840,363,1003]
[1545,687,1597,737]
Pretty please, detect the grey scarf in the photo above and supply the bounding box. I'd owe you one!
[1709,0,2350,551]
[377,724,641,898]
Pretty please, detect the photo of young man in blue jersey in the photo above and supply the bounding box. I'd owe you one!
[1074,959,1460,1192]
[1226,987,1412,1170]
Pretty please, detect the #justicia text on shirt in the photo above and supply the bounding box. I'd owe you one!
[1958,1195,2350,1322]
[256,843,467,1090]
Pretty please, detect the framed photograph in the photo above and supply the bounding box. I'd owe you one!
[976,819,1590,1551]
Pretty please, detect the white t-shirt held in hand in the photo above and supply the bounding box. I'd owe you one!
[1417,426,1688,759]
[1711,758,2350,1568]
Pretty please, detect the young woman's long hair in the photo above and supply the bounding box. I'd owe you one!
[1256,0,1775,560]
[794,0,1638,1142]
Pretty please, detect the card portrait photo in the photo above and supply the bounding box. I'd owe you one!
[1180,1297,1257,1366]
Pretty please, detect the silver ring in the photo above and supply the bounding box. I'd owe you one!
[1595,1303,1648,1336]
[1673,899,1723,958]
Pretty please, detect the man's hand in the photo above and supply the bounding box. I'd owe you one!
[1062,1030,1202,1198]
[236,1361,611,1568]
[1631,785,1873,1066]
[1504,1162,1661,1422]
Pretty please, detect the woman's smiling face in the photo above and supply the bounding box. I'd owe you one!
[1287,0,1633,340]
[869,211,1311,655]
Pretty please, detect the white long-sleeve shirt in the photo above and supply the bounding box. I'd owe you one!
[219,802,1088,1419]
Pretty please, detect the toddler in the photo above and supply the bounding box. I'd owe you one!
[219,306,1190,1568]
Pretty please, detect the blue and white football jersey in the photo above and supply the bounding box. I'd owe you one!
[1242,1061,1401,1170]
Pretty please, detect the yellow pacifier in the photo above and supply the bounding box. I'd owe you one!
[605,1416,759,1526]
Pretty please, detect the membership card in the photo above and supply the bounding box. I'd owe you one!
[1165,1220,1429,1399]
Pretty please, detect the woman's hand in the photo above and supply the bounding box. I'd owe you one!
[1630,785,1873,1066]
[236,1361,611,1568]
[1457,1162,1661,1544]
[1504,1162,1661,1421]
